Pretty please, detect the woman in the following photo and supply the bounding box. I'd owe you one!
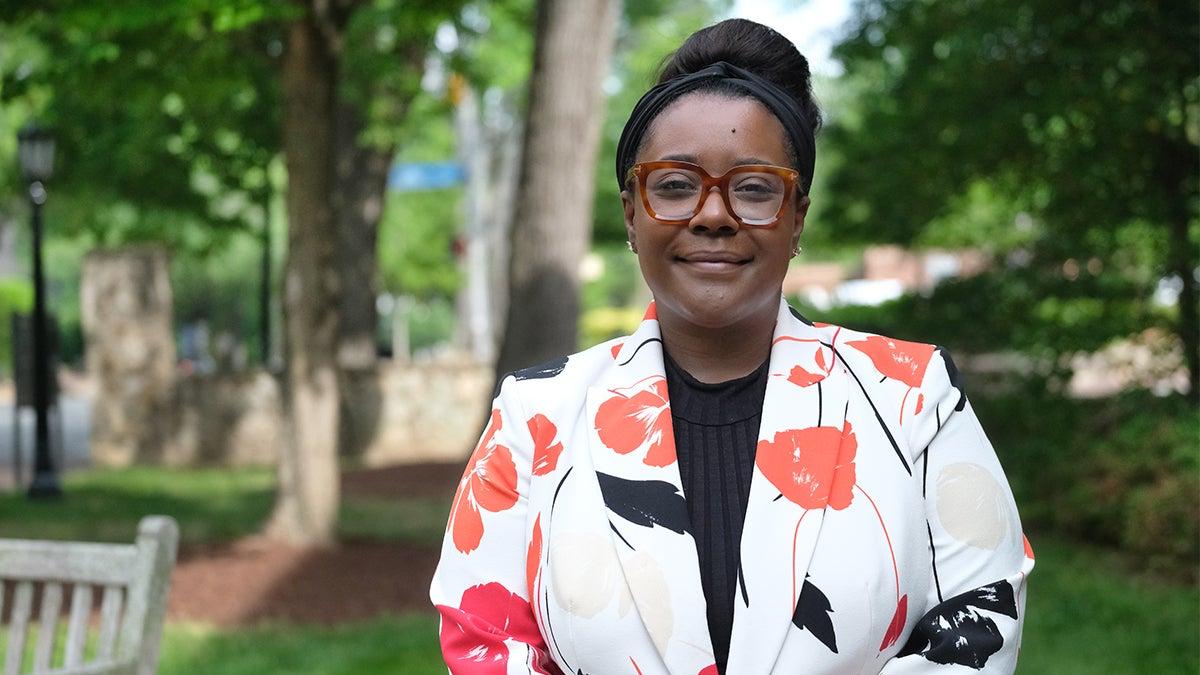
[431,18,1032,675]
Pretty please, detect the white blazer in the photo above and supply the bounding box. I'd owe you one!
[431,297,1033,675]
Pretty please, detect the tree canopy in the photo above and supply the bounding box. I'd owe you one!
[822,0,1198,386]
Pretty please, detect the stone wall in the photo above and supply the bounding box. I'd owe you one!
[93,359,491,468]
[81,246,177,466]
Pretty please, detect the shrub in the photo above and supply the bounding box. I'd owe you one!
[975,384,1198,580]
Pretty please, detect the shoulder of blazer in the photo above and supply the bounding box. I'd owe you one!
[811,318,967,452]
[493,335,628,399]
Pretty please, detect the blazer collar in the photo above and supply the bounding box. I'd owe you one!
[586,297,850,674]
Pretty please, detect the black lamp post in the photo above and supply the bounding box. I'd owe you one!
[17,123,60,499]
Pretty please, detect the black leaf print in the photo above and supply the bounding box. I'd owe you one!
[788,304,815,326]
[897,580,1018,669]
[515,356,569,381]
[595,472,690,535]
[935,346,966,411]
[495,356,571,397]
[792,576,838,654]
[831,345,911,475]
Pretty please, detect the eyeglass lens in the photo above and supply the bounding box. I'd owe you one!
[645,166,786,224]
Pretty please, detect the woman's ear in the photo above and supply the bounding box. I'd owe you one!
[621,189,637,251]
[792,195,811,249]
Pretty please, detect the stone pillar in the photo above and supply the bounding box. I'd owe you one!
[81,246,177,466]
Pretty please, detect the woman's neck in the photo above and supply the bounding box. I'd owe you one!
[656,303,776,384]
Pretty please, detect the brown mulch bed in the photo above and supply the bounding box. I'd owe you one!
[168,462,465,627]
[340,461,464,501]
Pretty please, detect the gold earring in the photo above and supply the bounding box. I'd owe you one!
[792,244,803,256]
[627,241,636,253]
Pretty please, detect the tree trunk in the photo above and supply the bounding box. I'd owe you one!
[494,0,620,381]
[334,99,393,459]
[1156,135,1199,395]
[267,16,342,545]
[1168,208,1199,396]
[334,100,393,371]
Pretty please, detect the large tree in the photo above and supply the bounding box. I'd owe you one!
[824,0,1199,390]
[268,0,462,543]
[1,0,458,543]
[493,0,620,378]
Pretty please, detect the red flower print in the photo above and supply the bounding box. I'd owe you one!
[594,377,676,467]
[437,582,562,675]
[448,409,519,554]
[611,342,624,359]
[787,364,823,387]
[815,348,828,373]
[527,514,543,602]
[914,393,924,415]
[528,414,564,476]
[1023,534,1035,560]
[698,666,719,675]
[756,421,857,510]
[643,301,657,320]
[879,594,909,651]
[846,335,936,389]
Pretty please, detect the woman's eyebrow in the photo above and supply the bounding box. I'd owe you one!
[657,154,780,166]
[660,153,700,162]
[734,156,776,166]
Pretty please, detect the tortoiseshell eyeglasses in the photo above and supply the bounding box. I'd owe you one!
[626,160,802,228]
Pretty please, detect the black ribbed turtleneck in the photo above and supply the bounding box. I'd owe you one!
[663,349,769,674]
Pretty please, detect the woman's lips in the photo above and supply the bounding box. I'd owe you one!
[675,253,751,273]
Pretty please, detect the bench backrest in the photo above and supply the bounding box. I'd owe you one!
[0,516,178,675]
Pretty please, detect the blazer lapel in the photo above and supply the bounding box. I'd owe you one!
[725,297,854,673]
[586,302,717,674]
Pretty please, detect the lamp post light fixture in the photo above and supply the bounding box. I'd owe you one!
[17,123,60,499]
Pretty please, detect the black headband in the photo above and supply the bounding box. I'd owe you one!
[615,61,816,193]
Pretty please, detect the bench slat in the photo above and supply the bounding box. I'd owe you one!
[46,659,136,675]
[0,542,137,586]
[34,581,64,672]
[4,581,33,675]
[65,584,93,668]
[96,586,123,662]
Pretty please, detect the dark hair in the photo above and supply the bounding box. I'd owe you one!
[638,19,822,170]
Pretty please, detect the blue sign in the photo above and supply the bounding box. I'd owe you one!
[388,162,466,191]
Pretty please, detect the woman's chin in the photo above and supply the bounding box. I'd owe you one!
[658,292,776,332]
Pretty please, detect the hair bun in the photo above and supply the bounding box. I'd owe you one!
[658,18,822,134]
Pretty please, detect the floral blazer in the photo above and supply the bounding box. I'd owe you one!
[430,297,1033,675]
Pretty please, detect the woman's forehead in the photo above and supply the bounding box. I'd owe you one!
[639,92,791,168]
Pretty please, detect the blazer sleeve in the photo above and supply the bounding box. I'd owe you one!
[880,348,1034,674]
[429,374,560,675]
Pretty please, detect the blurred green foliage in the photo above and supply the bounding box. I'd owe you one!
[0,277,31,376]
[824,0,1199,385]
[973,383,1199,580]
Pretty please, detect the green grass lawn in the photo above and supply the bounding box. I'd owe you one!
[0,466,276,545]
[158,615,443,675]
[2,467,1197,673]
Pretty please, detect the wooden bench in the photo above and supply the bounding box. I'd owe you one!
[0,516,178,675]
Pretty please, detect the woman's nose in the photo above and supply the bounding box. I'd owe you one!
[689,186,739,233]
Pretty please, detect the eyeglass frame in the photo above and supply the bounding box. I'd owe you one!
[625,160,803,228]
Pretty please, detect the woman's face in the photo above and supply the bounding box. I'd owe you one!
[622,92,809,331]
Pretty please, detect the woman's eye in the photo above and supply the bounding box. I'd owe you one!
[729,180,777,198]
[653,177,699,192]
[733,180,777,194]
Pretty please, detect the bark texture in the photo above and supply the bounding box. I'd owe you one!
[494,0,620,381]
[268,16,342,545]
[334,101,393,371]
